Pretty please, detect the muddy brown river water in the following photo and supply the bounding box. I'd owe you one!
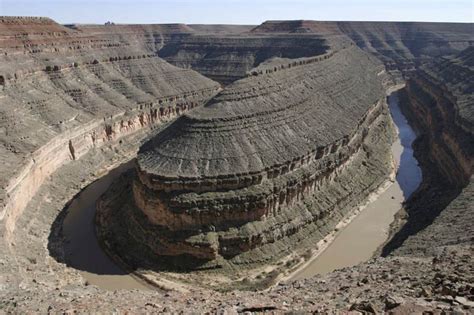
[62,161,151,290]
[62,92,421,289]
[290,92,422,280]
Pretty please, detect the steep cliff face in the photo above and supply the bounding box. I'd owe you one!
[158,35,331,85]
[383,47,473,256]
[252,20,473,74]
[96,45,396,285]
[154,20,472,88]
[0,17,221,239]
[0,17,472,313]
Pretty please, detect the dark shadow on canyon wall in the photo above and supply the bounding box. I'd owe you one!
[381,134,463,256]
[47,161,135,276]
[381,89,466,256]
[47,161,213,276]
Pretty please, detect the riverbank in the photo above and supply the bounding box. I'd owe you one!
[62,161,152,290]
[59,96,401,291]
[287,91,421,281]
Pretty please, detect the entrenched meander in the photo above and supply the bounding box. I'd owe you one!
[60,90,422,290]
[1,17,472,312]
[61,161,149,290]
[91,44,402,291]
[58,93,421,289]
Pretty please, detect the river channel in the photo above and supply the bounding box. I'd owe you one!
[62,91,421,289]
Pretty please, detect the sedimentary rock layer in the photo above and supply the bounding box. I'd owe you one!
[252,20,473,73]
[99,45,395,270]
[0,17,221,237]
[0,17,473,312]
[383,47,473,255]
[157,20,472,85]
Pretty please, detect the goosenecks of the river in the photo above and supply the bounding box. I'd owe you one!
[62,91,422,289]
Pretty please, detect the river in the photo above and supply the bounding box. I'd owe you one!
[289,92,422,280]
[62,161,151,290]
[61,92,421,289]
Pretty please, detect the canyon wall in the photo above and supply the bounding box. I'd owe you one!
[252,20,473,74]
[158,35,332,84]
[156,20,472,86]
[0,17,472,312]
[0,17,221,239]
[96,45,397,278]
[1,16,470,269]
[383,47,473,255]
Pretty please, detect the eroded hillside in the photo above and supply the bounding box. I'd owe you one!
[96,45,396,290]
[384,47,473,257]
[0,17,472,313]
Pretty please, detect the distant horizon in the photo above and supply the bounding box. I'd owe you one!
[1,17,473,26]
[0,0,472,24]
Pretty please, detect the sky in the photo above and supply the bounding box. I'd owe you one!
[0,0,472,24]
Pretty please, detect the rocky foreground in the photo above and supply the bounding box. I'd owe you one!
[0,18,472,313]
[2,246,473,313]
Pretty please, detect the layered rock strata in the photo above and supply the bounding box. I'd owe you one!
[97,45,396,275]
[0,17,221,239]
[155,20,472,86]
[158,35,332,84]
[0,17,472,312]
[383,47,473,255]
[251,20,474,75]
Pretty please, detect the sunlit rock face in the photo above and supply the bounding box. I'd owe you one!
[2,15,473,312]
[115,45,395,267]
[251,20,474,74]
[0,17,221,234]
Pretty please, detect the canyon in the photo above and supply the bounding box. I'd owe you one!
[0,17,472,313]
[96,44,396,290]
